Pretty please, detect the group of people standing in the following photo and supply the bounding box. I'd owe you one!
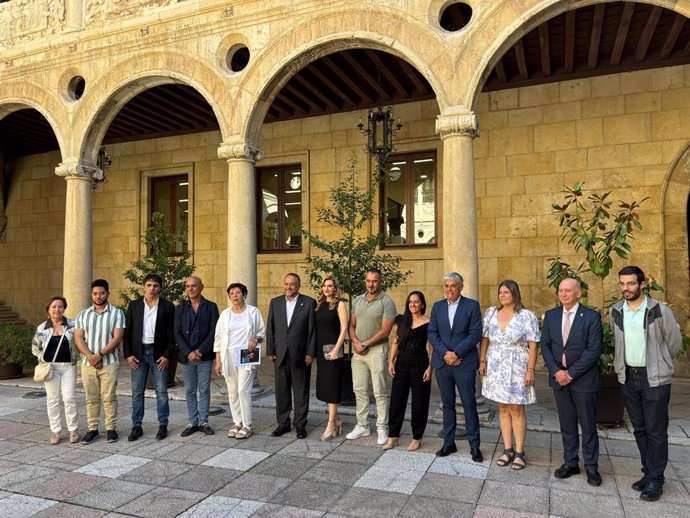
[30,265,682,503]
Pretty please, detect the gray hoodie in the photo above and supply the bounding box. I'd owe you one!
[610,297,682,387]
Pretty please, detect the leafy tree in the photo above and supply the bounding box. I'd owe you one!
[302,153,411,299]
[120,212,195,307]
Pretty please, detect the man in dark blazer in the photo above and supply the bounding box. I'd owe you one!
[174,276,219,437]
[123,273,175,442]
[428,272,483,462]
[541,278,603,486]
[266,273,317,439]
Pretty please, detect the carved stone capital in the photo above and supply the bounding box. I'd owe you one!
[436,112,480,139]
[217,140,263,162]
[55,161,102,181]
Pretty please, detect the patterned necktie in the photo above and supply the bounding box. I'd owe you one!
[562,310,572,367]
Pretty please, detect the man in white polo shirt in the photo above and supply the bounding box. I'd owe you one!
[610,265,682,502]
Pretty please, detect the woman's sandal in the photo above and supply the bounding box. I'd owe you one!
[496,448,515,467]
[235,426,252,440]
[227,424,242,438]
[512,451,527,470]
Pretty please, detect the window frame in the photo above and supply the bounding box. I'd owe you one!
[379,150,438,248]
[256,163,303,253]
[149,173,189,256]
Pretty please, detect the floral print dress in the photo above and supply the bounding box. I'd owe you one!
[481,306,540,405]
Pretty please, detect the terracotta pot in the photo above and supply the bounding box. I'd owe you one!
[596,372,625,427]
[0,362,23,380]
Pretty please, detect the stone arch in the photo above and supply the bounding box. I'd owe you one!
[463,0,690,109]
[233,7,450,142]
[661,143,690,337]
[73,50,230,163]
[0,81,67,159]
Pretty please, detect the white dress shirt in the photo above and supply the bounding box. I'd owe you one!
[142,299,159,344]
[285,296,298,326]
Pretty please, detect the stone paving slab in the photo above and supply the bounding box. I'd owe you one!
[65,479,156,511]
[0,493,57,517]
[203,448,270,471]
[33,502,109,517]
[75,453,151,478]
[115,487,206,517]
[214,472,292,502]
[177,495,264,518]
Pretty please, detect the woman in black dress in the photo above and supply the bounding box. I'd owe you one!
[315,275,349,441]
[384,291,432,451]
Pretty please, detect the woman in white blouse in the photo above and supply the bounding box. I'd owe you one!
[214,282,265,439]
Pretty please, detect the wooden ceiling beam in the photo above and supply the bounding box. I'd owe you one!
[366,50,409,98]
[515,39,528,80]
[109,110,164,133]
[274,93,308,117]
[495,57,508,83]
[588,4,605,70]
[145,90,210,127]
[635,5,663,62]
[292,74,340,111]
[322,55,375,104]
[120,99,193,130]
[565,10,575,73]
[283,82,324,113]
[659,13,686,60]
[307,63,358,107]
[611,2,635,66]
[341,53,388,101]
[399,60,428,95]
[164,88,217,119]
[538,23,551,76]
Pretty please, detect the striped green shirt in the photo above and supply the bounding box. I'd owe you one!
[75,303,126,366]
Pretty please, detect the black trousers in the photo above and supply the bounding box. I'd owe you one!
[553,386,599,470]
[624,367,671,484]
[274,353,311,428]
[388,362,431,439]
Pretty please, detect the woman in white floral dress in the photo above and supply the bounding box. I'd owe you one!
[479,280,540,470]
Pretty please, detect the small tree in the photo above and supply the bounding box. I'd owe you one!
[302,153,411,300]
[546,183,660,373]
[120,212,196,307]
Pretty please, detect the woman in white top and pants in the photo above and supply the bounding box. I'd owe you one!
[214,282,265,439]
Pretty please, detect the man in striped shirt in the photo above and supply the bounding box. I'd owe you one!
[74,279,126,444]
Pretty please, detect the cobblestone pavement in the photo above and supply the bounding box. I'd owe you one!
[1,369,689,517]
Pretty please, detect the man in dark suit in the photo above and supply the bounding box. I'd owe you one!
[428,272,483,462]
[266,273,317,439]
[541,278,603,486]
[175,276,219,437]
[123,273,175,441]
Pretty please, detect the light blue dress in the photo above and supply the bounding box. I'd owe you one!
[481,306,540,405]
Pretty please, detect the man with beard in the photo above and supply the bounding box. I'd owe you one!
[74,279,126,444]
[610,266,682,502]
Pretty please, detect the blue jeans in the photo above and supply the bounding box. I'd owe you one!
[182,360,213,425]
[131,348,169,426]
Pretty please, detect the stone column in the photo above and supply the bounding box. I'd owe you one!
[218,140,263,305]
[436,110,480,298]
[55,160,100,318]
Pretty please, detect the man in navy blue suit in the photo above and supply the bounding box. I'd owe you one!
[540,278,603,486]
[428,272,483,462]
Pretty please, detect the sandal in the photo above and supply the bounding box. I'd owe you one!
[228,424,242,438]
[235,426,252,440]
[496,448,515,467]
[511,451,526,470]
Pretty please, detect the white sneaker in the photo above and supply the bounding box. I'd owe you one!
[377,427,389,445]
[346,425,370,440]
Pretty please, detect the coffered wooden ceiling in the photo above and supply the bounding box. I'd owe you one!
[2,1,689,159]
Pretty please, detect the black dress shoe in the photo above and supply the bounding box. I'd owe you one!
[554,464,581,479]
[632,477,648,492]
[156,425,168,441]
[296,426,307,439]
[128,425,143,442]
[471,448,483,463]
[435,444,457,457]
[586,469,602,486]
[271,424,291,437]
[640,481,663,501]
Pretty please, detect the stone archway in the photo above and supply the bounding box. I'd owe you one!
[661,143,690,343]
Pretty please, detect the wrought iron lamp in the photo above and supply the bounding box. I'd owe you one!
[94,146,112,186]
[357,107,403,175]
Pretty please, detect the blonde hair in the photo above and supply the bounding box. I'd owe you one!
[316,276,343,310]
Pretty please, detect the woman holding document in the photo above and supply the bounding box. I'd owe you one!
[214,282,265,439]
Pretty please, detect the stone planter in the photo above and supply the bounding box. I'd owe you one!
[0,362,23,380]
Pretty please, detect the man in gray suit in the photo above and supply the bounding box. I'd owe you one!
[266,273,317,439]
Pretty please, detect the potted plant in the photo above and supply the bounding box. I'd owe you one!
[120,211,196,387]
[0,323,37,379]
[547,183,650,426]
